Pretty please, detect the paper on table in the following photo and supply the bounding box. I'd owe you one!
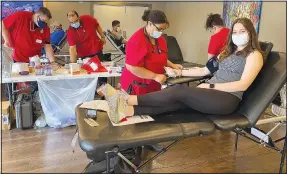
[110,115,154,127]
[80,100,109,112]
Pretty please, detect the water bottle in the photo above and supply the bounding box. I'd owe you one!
[35,65,43,76]
[44,63,52,76]
[77,58,83,68]
[64,64,70,74]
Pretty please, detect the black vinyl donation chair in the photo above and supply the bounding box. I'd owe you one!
[75,41,286,173]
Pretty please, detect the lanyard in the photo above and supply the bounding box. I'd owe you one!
[143,28,161,54]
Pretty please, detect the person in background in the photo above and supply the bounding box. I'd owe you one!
[41,21,66,54]
[120,9,183,96]
[66,10,107,87]
[205,13,230,60]
[109,20,128,45]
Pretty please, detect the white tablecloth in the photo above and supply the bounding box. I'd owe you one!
[2,69,121,83]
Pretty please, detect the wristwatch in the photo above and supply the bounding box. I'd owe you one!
[209,84,215,89]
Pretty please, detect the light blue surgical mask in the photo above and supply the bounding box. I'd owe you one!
[150,31,162,39]
[71,22,80,29]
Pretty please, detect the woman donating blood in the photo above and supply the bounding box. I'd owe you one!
[120,9,183,95]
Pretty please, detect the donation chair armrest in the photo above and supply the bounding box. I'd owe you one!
[166,75,212,86]
[51,44,61,50]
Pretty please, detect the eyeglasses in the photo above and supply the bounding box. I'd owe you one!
[70,19,80,24]
[68,14,76,18]
[152,23,165,32]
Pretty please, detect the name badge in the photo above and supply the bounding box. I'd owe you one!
[36,39,42,44]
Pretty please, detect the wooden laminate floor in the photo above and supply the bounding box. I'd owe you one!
[1,108,286,173]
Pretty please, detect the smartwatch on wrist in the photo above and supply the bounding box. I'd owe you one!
[209,84,215,89]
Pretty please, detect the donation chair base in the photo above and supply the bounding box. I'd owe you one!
[208,114,286,174]
[233,125,286,174]
[82,140,180,174]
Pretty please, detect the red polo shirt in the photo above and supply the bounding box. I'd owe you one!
[120,28,168,95]
[67,15,103,57]
[208,27,230,56]
[2,11,50,62]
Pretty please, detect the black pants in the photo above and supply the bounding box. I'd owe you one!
[134,84,240,116]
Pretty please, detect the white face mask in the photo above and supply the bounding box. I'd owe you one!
[116,27,121,32]
[232,33,249,47]
[150,31,162,39]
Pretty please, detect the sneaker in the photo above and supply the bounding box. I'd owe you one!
[279,84,286,108]
[97,84,128,124]
[97,83,117,99]
[117,93,128,121]
[117,89,129,101]
[271,104,286,117]
[106,94,128,124]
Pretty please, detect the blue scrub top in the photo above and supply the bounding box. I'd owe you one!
[41,29,65,54]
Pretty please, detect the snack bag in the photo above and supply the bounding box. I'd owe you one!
[82,55,108,73]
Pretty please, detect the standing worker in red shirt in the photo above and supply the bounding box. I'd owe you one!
[2,7,58,98]
[66,10,106,63]
[2,7,57,65]
[205,13,230,60]
[66,10,107,87]
[120,9,183,95]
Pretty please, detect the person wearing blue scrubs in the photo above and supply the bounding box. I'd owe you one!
[41,21,65,54]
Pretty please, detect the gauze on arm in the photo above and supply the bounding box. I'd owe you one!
[164,66,178,78]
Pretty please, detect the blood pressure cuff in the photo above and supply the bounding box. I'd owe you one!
[206,56,219,74]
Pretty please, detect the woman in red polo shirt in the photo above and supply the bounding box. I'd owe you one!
[120,9,182,95]
[205,13,230,60]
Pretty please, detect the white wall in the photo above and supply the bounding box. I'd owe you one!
[45,1,91,30]
[165,2,286,65]
[259,2,286,53]
[93,5,148,51]
[165,2,222,64]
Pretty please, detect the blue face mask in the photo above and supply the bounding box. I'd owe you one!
[37,17,47,28]
[71,21,80,29]
[150,31,162,39]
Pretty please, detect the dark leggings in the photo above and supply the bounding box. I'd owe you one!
[134,84,240,116]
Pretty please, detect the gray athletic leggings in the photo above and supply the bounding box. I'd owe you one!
[134,84,240,116]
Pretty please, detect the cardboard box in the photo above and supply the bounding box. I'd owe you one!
[2,101,11,131]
